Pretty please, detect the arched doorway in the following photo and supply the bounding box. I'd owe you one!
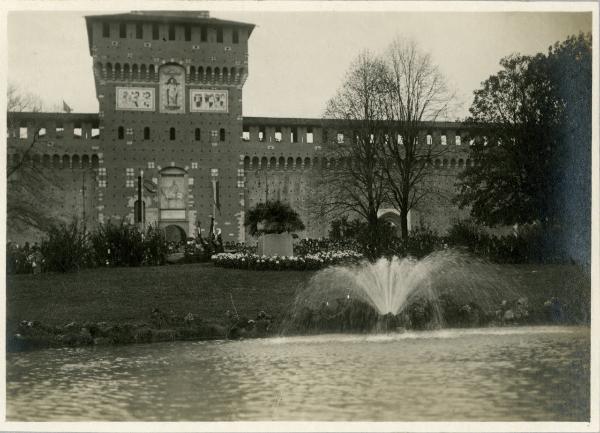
[164,224,186,244]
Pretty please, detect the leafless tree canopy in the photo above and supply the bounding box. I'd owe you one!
[310,52,388,229]
[7,83,61,232]
[313,39,454,239]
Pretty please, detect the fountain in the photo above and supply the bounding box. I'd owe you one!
[286,250,522,333]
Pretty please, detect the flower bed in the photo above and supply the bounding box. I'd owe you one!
[211,250,363,271]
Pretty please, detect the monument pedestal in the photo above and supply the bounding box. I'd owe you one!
[257,233,294,257]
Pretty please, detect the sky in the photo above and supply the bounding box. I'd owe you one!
[7,9,592,120]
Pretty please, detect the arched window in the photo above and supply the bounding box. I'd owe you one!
[115,63,121,79]
[117,126,124,139]
[132,64,138,80]
[304,157,311,168]
[144,127,150,140]
[450,158,456,168]
[140,64,147,80]
[170,127,176,140]
[244,156,250,169]
[222,67,228,82]
[198,66,204,80]
[313,157,320,169]
[62,154,70,169]
[251,156,259,169]
[269,157,276,169]
[106,62,113,78]
[195,128,201,141]
[42,154,51,167]
[219,128,225,142]
[123,63,130,79]
[278,156,285,168]
[190,66,196,81]
[82,154,90,168]
[260,156,268,168]
[72,154,80,168]
[231,67,237,81]
[458,159,464,168]
[149,65,156,80]
[52,154,60,167]
[296,157,303,168]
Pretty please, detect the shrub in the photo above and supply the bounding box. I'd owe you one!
[40,219,90,272]
[90,221,145,267]
[245,200,305,236]
[144,224,168,266]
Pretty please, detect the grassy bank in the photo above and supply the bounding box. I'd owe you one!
[6,262,590,349]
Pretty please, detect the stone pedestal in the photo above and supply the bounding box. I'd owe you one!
[257,232,294,257]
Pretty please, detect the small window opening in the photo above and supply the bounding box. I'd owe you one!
[232,29,239,44]
[291,127,298,143]
[306,127,314,144]
[118,126,124,139]
[195,128,201,141]
[170,127,176,140]
[136,23,143,39]
[258,126,265,142]
[217,27,223,43]
[200,26,207,42]
[143,127,150,140]
[274,127,282,142]
[242,125,250,141]
[219,128,226,142]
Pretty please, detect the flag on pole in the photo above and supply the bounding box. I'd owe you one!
[143,179,157,194]
[63,100,73,113]
[212,179,221,214]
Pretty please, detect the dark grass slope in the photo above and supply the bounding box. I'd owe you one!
[6,262,590,336]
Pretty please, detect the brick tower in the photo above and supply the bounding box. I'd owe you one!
[85,11,254,242]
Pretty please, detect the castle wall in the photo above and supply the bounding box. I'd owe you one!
[6,12,482,244]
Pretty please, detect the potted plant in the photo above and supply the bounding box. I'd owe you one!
[245,200,305,256]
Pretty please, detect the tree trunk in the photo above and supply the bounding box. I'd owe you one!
[400,209,409,240]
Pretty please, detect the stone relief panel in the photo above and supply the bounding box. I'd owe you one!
[159,64,185,114]
[189,89,228,113]
[115,87,155,111]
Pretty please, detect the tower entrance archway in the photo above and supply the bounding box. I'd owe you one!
[164,224,186,243]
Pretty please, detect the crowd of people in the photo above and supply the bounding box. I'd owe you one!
[6,242,44,275]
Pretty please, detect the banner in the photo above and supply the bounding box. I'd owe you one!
[212,179,221,214]
[190,89,228,113]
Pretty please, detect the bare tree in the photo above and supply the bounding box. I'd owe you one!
[381,38,454,238]
[310,51,389,252]
[7,83,59,233]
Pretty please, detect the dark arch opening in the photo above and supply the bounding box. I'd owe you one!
[164,225,186,244]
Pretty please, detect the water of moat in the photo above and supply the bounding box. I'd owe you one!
[6,326,590,421]
[6,253,591,421]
